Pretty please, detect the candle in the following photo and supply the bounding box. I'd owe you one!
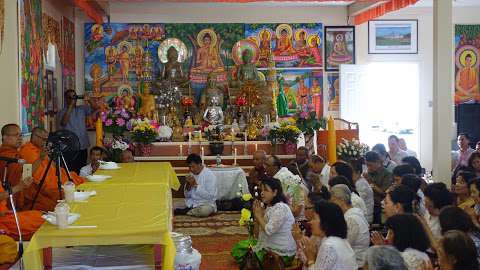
[180,144,183,156]
[231,128,235,141]
[95,117,103,147]
[234,148,237,165]
[244,132,247,155]
[254,143,258,152]
[201,146,204,159]
[327,116,337,164]
[188,132,192,153]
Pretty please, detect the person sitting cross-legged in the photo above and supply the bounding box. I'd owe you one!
[175,154,217,217]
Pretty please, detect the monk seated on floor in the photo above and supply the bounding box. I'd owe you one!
[0,124,44,241]
[19,127,85,212]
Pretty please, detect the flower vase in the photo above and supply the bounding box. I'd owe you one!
[138,143,153,156]
[283,141,297,155]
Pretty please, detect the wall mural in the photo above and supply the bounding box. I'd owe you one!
[62,16,75,91]
[84,22,331,123]
[455,24,480,105]
[20,0,44,133]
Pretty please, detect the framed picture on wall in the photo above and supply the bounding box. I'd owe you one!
[368,20,418,54]
[324,26,355,72]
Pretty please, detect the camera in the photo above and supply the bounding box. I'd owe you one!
[73,95,84,100]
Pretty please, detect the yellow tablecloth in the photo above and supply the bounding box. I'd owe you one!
[23,162,180,270]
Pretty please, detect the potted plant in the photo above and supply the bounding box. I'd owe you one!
[269,121,301,155]
[130,119,158,156]
[102,108,132,137]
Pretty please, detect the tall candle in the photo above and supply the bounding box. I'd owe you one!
[201,146,205,163]
[254,143,258,152]
[180,144,183,156]
[95,117,103,147]
[327,116,337,164]
[244,132,247,155]
[234,148,237,165]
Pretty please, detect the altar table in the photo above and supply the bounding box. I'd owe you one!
[23,162,180,270]
[210,167,249,200]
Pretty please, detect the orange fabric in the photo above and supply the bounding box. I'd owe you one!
[354,0,419,25]
[459,67,477,91]
[0,185,44,241]
[19,142,85,211]
[0,145,24,210]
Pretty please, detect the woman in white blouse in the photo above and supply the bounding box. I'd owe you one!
[300,200,358,269]
[372,214,432,270]
[232,177,297,266]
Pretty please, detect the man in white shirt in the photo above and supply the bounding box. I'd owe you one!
[330,184,370,267]
[308,155,331,189]
[451,133,475,170]
[176,153,217,217]
[79,146,105,177]
[398,138,417,158]
[388,135,409,165]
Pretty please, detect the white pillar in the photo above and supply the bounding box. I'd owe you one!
[432,0,453,186]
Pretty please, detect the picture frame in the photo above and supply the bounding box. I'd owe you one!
[368,20,418,54]
[324,26,355,72]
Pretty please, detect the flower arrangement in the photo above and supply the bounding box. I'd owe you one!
[269,121,302,144]
[130,119,158,144]
[337,138,370,162]
[101,108,132,136]
[103,137,130,162]
[237,184,255,238]
[295,110,326,135]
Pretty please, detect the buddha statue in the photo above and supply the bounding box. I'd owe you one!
[137,84,156,119]
[162,46,186,83]
[115,87,136,113]
[237,49,259,82]
[201,72,225,108]
[172,117,184,142]
[203,95,224,126]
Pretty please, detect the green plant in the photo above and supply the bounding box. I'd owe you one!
[295,111,326,135]
[131,121,158,144]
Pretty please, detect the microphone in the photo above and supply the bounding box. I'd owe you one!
[0,156,26,164]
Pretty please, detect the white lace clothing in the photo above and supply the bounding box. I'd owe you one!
[320,164,331,188]
[308,236,358,270]
[351,193,368,219]
[401,248,430,270]
[416,190,427,217]
[274,167,306,221]
[355,177,374,223]
[254,202,297,256]
[344,207,370,267]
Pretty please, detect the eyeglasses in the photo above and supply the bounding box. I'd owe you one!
[34,134,48,141]
[305,206,314,210]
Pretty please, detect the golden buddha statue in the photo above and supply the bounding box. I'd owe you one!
[137,84,156,119]
[172,117,184,142]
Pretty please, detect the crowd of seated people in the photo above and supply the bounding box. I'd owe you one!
[227,134,480,269]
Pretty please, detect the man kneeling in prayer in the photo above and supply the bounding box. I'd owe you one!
[175,154,217,217]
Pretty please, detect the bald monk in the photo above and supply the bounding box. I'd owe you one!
[0,176,44,241]
[19,127,85,211]
[248,150,267,194]
[0,124,30,210]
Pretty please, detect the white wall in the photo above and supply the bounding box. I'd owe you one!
[356,6,480,171]
[0,0,20,127]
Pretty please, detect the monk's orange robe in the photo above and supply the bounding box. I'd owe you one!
[0,185,44,241]
[0,145,25,210]
[19,142,85,211]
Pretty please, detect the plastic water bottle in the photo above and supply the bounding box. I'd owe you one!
[63,181,75,203]
[55,200,69,229]
[216,155,221,166]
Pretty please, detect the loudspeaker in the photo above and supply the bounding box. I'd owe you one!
[455,104,480,145]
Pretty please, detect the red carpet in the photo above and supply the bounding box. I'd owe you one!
[174,211,247,270]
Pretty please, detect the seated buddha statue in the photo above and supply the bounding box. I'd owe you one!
[161,46,187,85]
[201,72,225,108]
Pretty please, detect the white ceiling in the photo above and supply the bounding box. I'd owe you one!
[414,0,480,7]
[106,0,356,7]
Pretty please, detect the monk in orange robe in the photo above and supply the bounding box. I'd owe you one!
[19,127,85,211]
[0,124,44,241]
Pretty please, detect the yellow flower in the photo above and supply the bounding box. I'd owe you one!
[239,208,251,226]
[242,193,253,201]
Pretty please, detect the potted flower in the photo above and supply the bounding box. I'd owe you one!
[277,122,302,155]
[130,119,158,156]
[103,137,129,162]
[337,138,369,162]
[102,108,131,137]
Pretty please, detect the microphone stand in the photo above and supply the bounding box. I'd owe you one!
[2,163,24,270]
